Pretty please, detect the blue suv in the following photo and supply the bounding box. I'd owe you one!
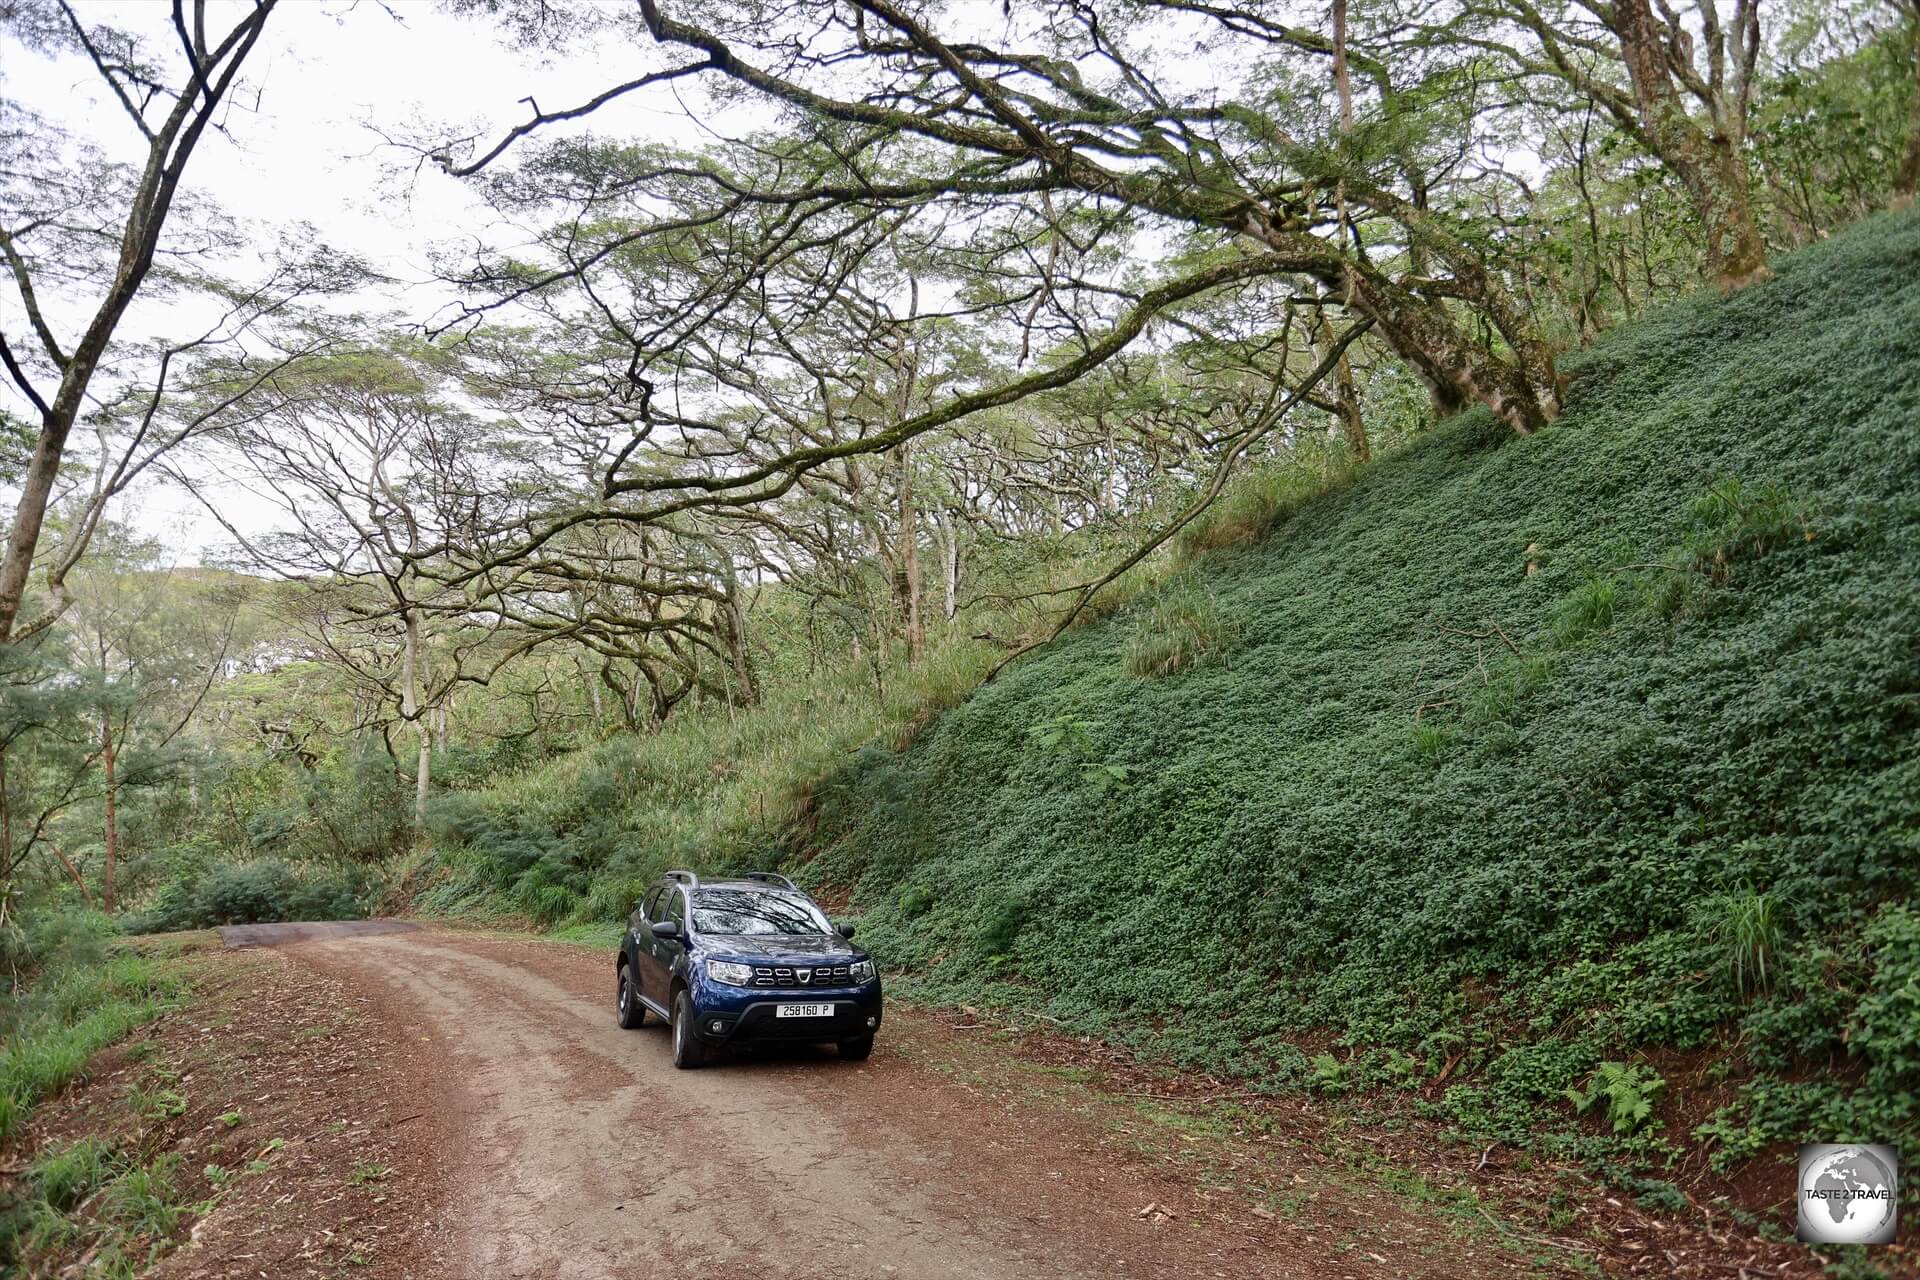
[615,870,882,1068]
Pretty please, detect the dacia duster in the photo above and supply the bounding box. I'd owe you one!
[615,870,882,1068]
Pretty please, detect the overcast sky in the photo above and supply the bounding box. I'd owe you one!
[3,0,698,558]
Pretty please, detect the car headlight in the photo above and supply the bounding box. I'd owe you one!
[851,959,875,983]
[707,960,752,986]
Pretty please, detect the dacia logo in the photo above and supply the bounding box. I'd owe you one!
[796,968,812,984]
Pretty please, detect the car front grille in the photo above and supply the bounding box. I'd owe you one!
[751,964,853,987]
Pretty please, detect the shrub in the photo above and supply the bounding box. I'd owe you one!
[197,861,301,925]
[975,895,1028,959]
[19,909,119,973]
[123,861,366,933]
[1852,905,1920,1093]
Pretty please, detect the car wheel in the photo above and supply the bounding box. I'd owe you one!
[671,990,706,1069]
[837,1036,874,1061]
[616,964,645,1029]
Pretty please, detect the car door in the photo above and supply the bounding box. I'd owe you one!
[649,887,689,1007]
[628,887,659,993]
[639,887,677,1009]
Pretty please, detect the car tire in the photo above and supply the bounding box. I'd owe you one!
[837,1036,874,1061]
[617,964,646,1029]
[671,990,706,1069]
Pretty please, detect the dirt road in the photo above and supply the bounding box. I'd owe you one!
[227,924,1563,1280]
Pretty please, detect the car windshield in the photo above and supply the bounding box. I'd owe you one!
[692,888,832,937]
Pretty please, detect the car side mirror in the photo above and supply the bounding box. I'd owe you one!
[650,920,681,939]
[836,921,857,939]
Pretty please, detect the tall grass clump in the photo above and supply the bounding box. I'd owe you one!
[100,1154,184,1236]
[1123,576,1244,678]
[1712,887,1784,998]
[1550,575,1618,644]
[1174,447,1355,564]
[29,1136,119,1211]
[1686,478,1812,579]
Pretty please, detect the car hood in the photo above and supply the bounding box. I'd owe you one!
[704,934,863,962]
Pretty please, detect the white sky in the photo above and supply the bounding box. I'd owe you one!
[3,0,701,558]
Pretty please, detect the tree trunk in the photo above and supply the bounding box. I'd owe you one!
[1898,3,1920,202]
[400,606,428,829]
[414,720,432,830]
[1332,0,1354,133]
[1610,0,1769,287]
[897,439,924,662]
[49,841,93,908]
[720,596,759,706]
[1315,311,1370,461]
[1329,259,1558,434]
[0,2,277,642]
[1685,139,1770,287]
[101,716,118,913]
[1,754,13,878]
[585,657,605,723]
[937,510,961,622]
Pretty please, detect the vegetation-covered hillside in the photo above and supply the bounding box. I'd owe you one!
[795,212,1920,1164]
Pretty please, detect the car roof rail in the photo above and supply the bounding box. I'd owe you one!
[664,869,701,889]
[741,871,797,890]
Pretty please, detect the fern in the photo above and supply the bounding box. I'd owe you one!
[1566,1061,1666,1134]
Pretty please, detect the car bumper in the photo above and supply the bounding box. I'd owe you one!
[688,995,883,1046]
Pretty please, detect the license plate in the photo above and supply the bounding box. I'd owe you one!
[776,1003,835,1018]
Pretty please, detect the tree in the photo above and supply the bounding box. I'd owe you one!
[63,529,238,910]
[1455,0,1775,286]
[0,0,282,641]
[192,345,514,828]
[434,0,1565,482]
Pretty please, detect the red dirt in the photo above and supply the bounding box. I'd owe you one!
[13,926,1889,1279]
[280,927,1575,1279]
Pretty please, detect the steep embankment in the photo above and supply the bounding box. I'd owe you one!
[801,212,1920,1171]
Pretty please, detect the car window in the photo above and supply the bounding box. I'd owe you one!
[691,889,831,937]
[642,887,664,922]
[666,888,687,931]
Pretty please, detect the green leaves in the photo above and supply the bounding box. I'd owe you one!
[1851,906,1920,1094]
[1566,1062,1667,1135]
[1025,715,1132,794]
